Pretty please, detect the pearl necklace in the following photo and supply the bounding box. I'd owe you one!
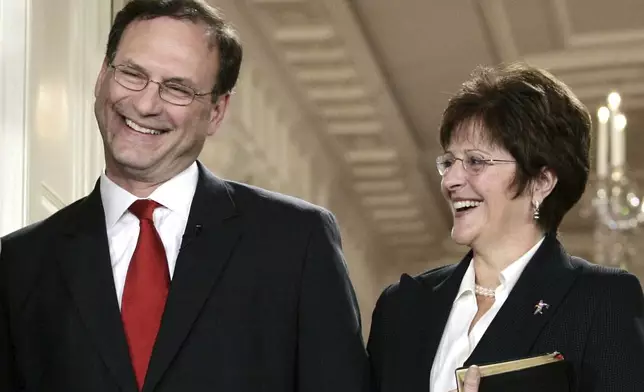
[474,284,496,298]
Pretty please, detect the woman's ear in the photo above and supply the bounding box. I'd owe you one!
[532,167,558,203]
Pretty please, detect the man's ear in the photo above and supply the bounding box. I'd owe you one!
[94,59,110,98]
[206,93,231,136]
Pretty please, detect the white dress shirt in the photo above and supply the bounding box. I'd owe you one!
[429,237,545,392]
[100,162,199,309]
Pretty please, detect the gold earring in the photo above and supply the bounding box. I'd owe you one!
[533,200,541,221]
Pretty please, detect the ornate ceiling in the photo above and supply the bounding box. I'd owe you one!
[222,0,644,271]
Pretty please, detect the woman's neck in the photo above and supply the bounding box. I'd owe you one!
[472,228,545,288]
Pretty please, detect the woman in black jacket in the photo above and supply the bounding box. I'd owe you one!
[367,62,644,392]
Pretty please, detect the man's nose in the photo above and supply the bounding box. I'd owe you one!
[131,81,164,116]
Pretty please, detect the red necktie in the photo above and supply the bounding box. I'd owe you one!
[121,199,170,390]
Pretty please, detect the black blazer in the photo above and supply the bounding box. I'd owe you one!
[0,163,369,392]
[367,234,644,392]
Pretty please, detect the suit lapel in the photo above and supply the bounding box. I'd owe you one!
[144,165,242,392]
[422,256,471,373]
[57,184,138,392]
[399,255,470,391]
[465,235,582,366]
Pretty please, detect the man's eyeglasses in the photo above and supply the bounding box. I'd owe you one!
[109,63,215,106]
[436,152,515,176]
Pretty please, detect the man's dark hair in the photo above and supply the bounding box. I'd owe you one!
[107,0,243,100]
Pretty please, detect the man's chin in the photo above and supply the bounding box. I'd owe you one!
[109,154,160,176]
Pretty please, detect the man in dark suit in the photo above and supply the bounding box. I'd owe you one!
[0,1,369,391]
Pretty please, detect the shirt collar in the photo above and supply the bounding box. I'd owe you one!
[500,236,545,293]
[457,260,477,299]
[100,161,199,229]
[455,236,545,300]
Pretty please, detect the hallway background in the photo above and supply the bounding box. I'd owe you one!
[2,0,644,337]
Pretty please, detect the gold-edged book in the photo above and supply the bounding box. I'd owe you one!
[455,352,571,392]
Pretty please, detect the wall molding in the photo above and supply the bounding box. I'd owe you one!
[40,182,66,214]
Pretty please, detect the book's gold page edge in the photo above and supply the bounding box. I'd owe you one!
[455,353,563,389]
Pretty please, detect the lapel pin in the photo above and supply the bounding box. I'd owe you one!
[534,300,550,315]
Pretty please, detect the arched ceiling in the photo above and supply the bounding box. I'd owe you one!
[223,0,644,270]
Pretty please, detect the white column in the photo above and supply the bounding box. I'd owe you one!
[68,0,111,199]
[25,0,111,224]
[0,0,112,233]
[0,0,29,236]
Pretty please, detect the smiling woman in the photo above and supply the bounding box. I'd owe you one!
[367,62,644,392]
[438,118,551,255]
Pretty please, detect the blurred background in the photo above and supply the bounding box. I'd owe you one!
[2,0,644,336]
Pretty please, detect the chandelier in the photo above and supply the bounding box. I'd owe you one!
[581,92,644,269]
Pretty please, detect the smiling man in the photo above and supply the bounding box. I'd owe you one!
[0,1,369,392]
